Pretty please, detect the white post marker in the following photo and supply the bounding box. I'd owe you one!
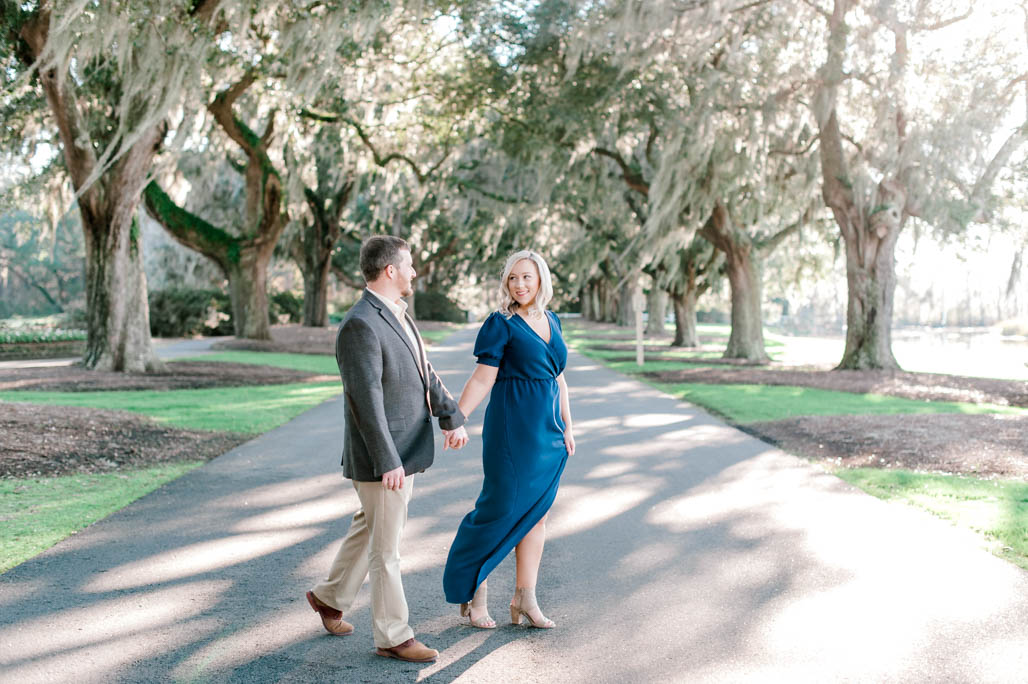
[633,284,646,367]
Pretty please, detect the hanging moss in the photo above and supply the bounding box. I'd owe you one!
[143,181,242,265]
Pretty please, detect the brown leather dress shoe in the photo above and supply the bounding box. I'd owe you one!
[375,638,439,663]
[306,590,354,636]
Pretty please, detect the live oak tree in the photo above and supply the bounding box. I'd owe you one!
[2,0,222,370]
[809,0,1028,368]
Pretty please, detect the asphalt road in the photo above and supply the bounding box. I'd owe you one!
[2,326,1027,683]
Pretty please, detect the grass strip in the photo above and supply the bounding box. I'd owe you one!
[176,351,338,374]
[657,382,1025,423]
[0,382,342,433]
[420,328,457,345]
[837,469,1028,571]
[0,462,203,574]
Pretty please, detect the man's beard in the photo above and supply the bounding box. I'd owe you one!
[400,284,414,298]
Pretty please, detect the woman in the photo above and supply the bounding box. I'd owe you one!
[442,250,575,630]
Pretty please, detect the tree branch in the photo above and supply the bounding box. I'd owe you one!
[344,116,443,183]
[912,7,972,32]
[143,181,237,272]
[19,10,101,214]
[592,147,650,196]
[208,71,259,155]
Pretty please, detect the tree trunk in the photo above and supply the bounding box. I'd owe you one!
[722,246,768,362]
[302,256,332,327]
[590,282,602,321]
[836,205,902,369]
[701,203,769,363]
[580,284,593,320]
[670,289,699,347]
[81,212,161,371]
[616,284,634,327]
[646,288,667,336]
[225,246,272,339]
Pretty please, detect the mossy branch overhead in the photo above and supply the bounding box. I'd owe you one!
[143,181,242,268]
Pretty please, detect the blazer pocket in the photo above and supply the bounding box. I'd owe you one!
[387,417,408,432]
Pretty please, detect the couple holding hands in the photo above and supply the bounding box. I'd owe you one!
[305,236,575,663]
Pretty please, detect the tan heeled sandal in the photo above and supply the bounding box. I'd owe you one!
[459,581,496,629]
[510,587,555,629]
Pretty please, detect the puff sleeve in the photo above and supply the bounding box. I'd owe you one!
[473,311,511,367]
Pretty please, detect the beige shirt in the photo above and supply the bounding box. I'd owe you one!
[366,287,421,362]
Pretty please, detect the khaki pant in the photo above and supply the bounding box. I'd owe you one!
[311,477,415,648]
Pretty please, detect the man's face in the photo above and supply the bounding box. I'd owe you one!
[392,249,416,298]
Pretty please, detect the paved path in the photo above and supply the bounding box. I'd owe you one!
[2,327,1027,683]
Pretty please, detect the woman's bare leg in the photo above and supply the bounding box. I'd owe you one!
[513,516,550,624]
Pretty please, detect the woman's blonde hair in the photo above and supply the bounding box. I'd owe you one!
[498,250,553,318]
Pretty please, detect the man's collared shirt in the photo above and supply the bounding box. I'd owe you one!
[365,287,422,368]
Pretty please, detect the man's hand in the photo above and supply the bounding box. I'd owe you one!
[442,426,469,450]
[382,465,405,490]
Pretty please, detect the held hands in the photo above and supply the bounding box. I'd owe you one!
[442,425,469,450]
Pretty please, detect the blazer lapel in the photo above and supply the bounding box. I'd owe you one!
[406,315,430,385]
[364,291,425,380]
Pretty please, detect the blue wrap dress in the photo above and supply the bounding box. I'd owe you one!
[443,310,569,604]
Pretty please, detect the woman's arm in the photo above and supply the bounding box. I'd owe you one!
[458,363,499,419]
[557,372,576,456]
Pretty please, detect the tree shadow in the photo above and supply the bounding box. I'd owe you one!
[2,328,1026,682]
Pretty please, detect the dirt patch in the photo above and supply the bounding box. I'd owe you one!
[0,402,251,478]
[0,361,335,392]
[746,414,1028,480]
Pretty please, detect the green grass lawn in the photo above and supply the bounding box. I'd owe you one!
[421,328,459,345]
[1,462,204,574]
[178,351,339,374]
[656,382,1026,423]
[838,469,1028,571]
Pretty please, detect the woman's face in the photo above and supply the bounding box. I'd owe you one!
[507,259,540,308]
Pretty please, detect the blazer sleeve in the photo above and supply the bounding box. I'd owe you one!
[339,317,403,476]
[426,361,466,431]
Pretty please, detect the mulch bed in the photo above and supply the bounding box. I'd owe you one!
[745,414,1028,480]
[0,361,336,392]
[0,402,250,478]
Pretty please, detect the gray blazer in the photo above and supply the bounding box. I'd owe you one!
[336,291,465,481]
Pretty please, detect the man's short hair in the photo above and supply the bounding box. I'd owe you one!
[360,235,409,282]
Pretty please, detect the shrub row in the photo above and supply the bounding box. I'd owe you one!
[147,288,306,337]
[0,329,87,344]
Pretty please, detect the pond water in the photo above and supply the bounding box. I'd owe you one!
[771,327,1028,381]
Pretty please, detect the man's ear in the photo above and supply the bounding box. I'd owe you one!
[384,263,395,279]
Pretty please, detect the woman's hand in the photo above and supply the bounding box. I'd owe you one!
[563,429,576,457]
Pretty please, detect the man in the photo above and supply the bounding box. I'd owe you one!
[306,235,469,663]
